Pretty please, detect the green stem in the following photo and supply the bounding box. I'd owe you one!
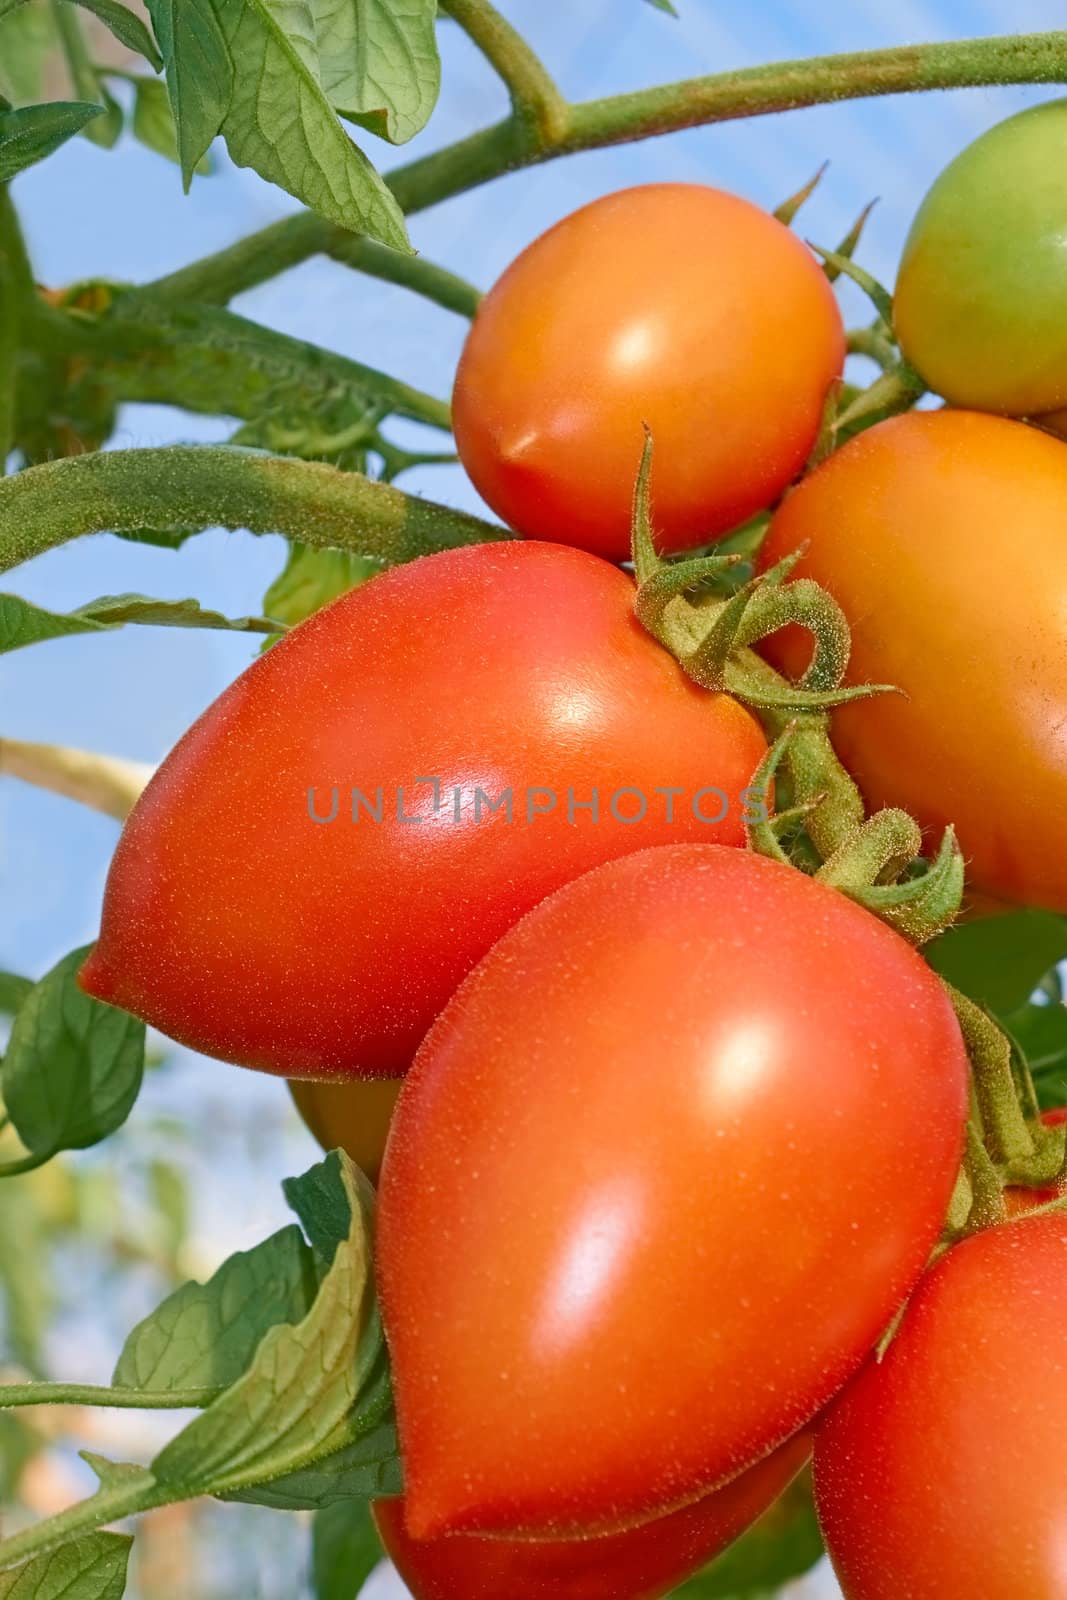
[846,324,897,371]
[440,0,569,141]
[0,1381,216,1410]
[0,193,21,472]
[0,1476,170,1572]
[140,32,1067,307]
[0,446,507,577]
[51,0,98,101]
[144,218,482,319]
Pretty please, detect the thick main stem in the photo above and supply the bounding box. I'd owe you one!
[0,447,507,577]
[142,32,1067,309]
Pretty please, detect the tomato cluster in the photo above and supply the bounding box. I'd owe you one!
[82,134,1067,1597]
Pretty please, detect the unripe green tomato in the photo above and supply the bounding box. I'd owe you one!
[894,99,1067,416]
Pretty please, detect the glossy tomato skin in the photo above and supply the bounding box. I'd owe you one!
[289,1077,402,1183]
[372,1434,811,1600]
[815,1209,1067,1599]
[759,410,1067,912]
[80,542,766,1079]
[377,844,968,1540]
[453,184,844,561]
[895,100,1067,415]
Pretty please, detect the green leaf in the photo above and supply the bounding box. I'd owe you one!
[130,75,213,173]
[0,2,57,105]
[0,971,31,1015]
[0,1411,41,1503]
[0,1176,53,1367]
[0,100,103,181]
[311,1500,383,1600]
[644,0,678,12]
[80,82,124,150]
[0,590,284,656]
[226,1358,400,1508]
[670,1471,823,1598]
[68,0,162,69]
[314,0,440,146]
[1,946,145,1165]
[151,1153,387,1494]
[264,541,380,629]
[113,1224,318,1393]
[145,0,232,188]
[0,1532,131,1599]
[926,911,1067,1016]
[210,0,410,248]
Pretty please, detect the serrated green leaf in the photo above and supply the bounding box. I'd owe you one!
[0,1532,131,1599]
[0,590,284,656]
[926,910,1067,1016]
[0,100,103,181]
[129,75,212,173]
[670,1470,822,1598]
[0,971,31,1015]
[210,0,410,248]
[315,0,439,146]
[113,1224,318,1393]
[311,1500,383,1600]
[1,946,145,1163]
[145,0,231,188]
[67,0,162,69]
[0,2,57,105]
[264,541,379,629]
[151,1153,385,1493]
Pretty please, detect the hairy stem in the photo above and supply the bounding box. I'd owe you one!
[0,1381,215,1410]
[0,447,507,577]
[0,1476,169,1571]
[149,32,1067,312]
[145,218,482,318]
[0,737,153,820]
[441,0,569,141]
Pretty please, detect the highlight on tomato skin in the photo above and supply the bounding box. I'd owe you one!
[376,843,969,1543]
[452,182,845,562]
[758,408,1067,914]
[77,540,767,1081]
[372,1433,811,1600]
[814,1208,1067,1600]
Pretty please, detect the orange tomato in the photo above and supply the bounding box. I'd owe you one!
[453,184,844,560]
[289,1078,401,1184]
[760,410,1067,911]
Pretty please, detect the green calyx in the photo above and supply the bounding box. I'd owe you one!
[630,433,962,945]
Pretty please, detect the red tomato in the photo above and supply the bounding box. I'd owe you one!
[1005,1106,1067,1215]
[377,844,968,1540]
[759,409,1067,911]
[373,1435,810,1600]
[80,543,766,1078]
[453,184,844,561]
[815,1209,1067,1598]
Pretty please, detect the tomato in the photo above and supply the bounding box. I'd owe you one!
[1005,1106,1067,1215]
[377,844,968,1540]
[452,184,844,561]
[894,100,1067,416]
[79,542,766,1079]
[373,1437,810,1600]
[759,409,1067,911]
[815,1209,1067,1598]
[289,1077,401,1183]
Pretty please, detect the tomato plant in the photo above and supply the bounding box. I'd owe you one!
[895,99,1067,417]
[453,183,844,560]
[759,408,1067,911]
[377,843,968,1540]
[373,1433,810,1600]
[815,1209,1067,1599]
[79,542,766,1078]
[4,10,1067,1600]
